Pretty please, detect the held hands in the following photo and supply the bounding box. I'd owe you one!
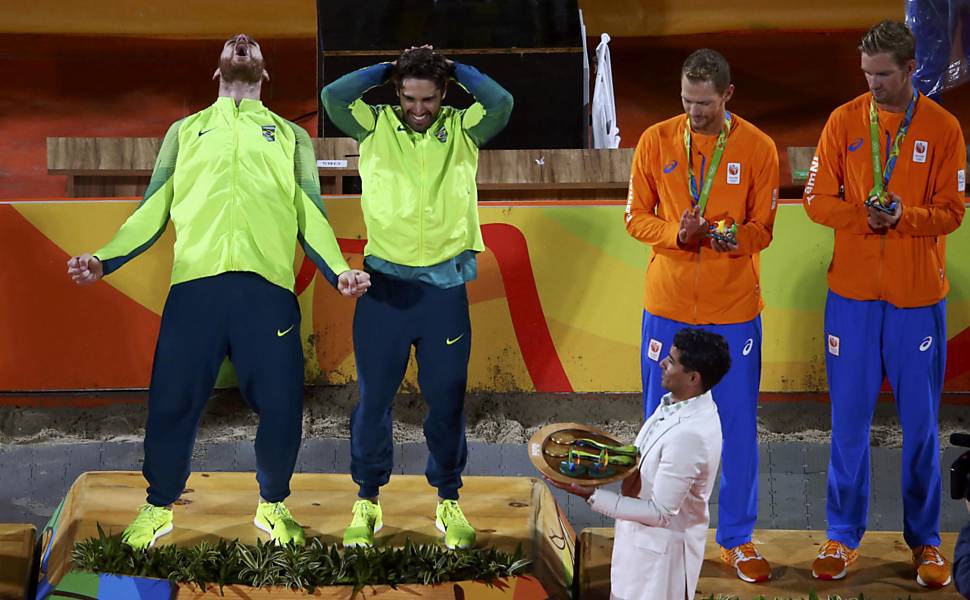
[867,193,903,231]
[678,206,708,246]
[710,236,739,253]
[67,253,104,285]
[337,269,371,298]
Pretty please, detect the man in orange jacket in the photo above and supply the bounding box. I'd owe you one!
[803,20,966,587]
[626,48,779,583]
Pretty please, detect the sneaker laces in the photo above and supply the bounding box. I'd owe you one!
[439,500,470,527]
[135,503,168,524]
[731,542,763,563]
[819,540,849,559]
[265,501,294,522]
[917,546,945,566]
[349,500,378,527]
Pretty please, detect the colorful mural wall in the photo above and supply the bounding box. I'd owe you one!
[3,197,969,395]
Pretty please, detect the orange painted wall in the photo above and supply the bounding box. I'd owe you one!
[4,31,969,199]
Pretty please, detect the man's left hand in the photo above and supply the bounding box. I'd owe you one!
[867,193,903,230]
[544,476,594,500]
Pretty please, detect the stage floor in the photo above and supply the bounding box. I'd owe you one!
[580,528,964,599]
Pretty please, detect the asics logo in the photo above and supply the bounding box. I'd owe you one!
[742,338,754,356]
[848,138,864,152]
[663,160,679,173]
[919,336,932,352]
[277,325,294,337]
[446,334,465,346]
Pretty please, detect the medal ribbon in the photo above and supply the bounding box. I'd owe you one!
[868,90,917,200]
[683,111,731,216]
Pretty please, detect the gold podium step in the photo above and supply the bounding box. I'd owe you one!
[38,472,575,599]
[579,527,963,599]
[0,524,35,600]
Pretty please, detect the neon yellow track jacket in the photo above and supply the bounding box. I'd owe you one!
[94,97,350,291]
[321,62,513,268]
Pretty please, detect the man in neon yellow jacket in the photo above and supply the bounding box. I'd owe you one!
[67,34,369,549]
[322,45,512,550]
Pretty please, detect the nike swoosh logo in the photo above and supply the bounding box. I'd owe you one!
[397,125,407,131]
[277,325,294,337]
[198,128,215,137]
[446,334,464,345]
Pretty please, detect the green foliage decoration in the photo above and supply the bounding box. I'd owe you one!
[72,524,531,595]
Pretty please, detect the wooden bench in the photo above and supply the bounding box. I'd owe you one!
[47,137,634,202]
[788,145,970,190]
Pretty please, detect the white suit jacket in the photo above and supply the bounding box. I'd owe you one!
[588,390,722,600]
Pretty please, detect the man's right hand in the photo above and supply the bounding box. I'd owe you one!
[678,206,708,246]
[392,44,434,66]
[67,253,103,286]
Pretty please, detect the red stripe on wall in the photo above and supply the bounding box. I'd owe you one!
[483,223,573,393]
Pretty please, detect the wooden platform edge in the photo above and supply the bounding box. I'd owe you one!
[0,523,36,600]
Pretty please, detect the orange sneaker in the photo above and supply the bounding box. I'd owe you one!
[720,542,772,582]
[912,545,951,588]
[812,539,859,580]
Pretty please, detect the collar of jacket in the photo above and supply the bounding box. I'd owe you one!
[213,96,266,114]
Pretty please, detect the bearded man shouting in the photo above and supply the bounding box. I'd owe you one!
[67,34,370,549]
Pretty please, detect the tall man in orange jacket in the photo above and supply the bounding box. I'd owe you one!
[804,21,966,587]
[626,49,779,584]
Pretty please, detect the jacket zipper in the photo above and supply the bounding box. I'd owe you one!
[419,135,426,265]
[693,250,701,323]
[876,235,886,300]
[229,105,239,271]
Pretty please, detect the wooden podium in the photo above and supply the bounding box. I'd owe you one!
[0,524,35,600]
[37,472,574,599]
[578,527,964,599]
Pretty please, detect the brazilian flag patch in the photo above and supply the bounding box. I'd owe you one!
[261,125,276,142]
[435,125,448,143]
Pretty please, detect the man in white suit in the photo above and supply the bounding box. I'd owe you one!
[549,327,728,600]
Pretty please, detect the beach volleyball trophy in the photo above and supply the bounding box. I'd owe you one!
[529,423,640,487]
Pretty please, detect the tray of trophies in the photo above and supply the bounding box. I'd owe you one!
[528,422,640,487]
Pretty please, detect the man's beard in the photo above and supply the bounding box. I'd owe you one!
[219,55,264,85]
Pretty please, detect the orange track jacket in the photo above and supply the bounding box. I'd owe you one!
[803,92,966,308]
[625,113,779,324]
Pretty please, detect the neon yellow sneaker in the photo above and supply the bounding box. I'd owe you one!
[435,499,475,549]
[342,499,382,548]
[121,504,173,550]
[253,501,305,546]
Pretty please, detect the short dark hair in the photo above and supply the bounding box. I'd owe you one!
[673,328,731,392]
[859,20,915,67]
[390,47,450,92]
[682,49,731,94]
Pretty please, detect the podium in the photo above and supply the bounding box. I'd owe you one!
[36,472,574,599]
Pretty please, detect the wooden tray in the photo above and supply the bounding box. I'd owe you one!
[528,422,639,487]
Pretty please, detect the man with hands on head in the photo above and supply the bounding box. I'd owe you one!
[321,44,512,550]
[550,328,729,600]
[68,33,369,550]
[624,48,779,583]
[804,20,965,587]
